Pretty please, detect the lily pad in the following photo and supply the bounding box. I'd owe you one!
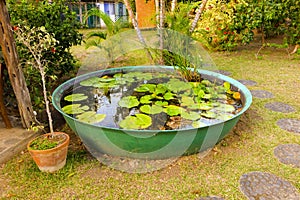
[118,96,140,108]
[76,111,106,124]
[155,101,168,106]
[180,96,195,107]
[192,120,208,128]
[155,84,168,95]
[163,105,185,116]
[119,114,152,129]
[163,92,175,100]
[140,95,153,104]
[140,105,163,114]
[80,77,101,87]
[62,104,89,114]
[214,104,236,113]
[181,111,201,120]
[201,111,217,119]
[217,113,234,121]
[166,79,191,93]
[64,93,88,102]
[134,84,156,93]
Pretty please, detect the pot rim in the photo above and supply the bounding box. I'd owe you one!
[27,132,70,153]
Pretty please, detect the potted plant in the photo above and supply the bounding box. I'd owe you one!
[15,25,69,172]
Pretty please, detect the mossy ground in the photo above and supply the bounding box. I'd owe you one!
[1,34,299,199]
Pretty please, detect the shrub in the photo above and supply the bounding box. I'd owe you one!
[8,0,83,109]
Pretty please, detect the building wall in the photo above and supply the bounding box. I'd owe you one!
[69,1,127,28]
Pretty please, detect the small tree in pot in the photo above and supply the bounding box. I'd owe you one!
[14,25,69,172]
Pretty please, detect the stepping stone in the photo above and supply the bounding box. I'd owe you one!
[277,118,300,134]
[251,90,274,98]
[265,102,295,113]
[197,196,224,200]
[239,171,300,200]
[274,144,300,168]
[214,70,232,76]
[238,79,257,86]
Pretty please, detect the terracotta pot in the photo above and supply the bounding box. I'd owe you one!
[27,132,70,173]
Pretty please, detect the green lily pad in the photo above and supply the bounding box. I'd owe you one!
[62,104,89,114]
[201,111,217,119]
[180,96,195,107]
[155,101,168,106]
[155,84,167,95]
[118,96,140,108]
[119,114,152,129]
[64,93,88,102]
[192,120,208,128]
[201,80,212,86]
[93,81,116,88]
[80,77,101,86]
[98,77,115,82]
[140,95,153,104]
[214,104,236,113]
[140,105,163,114]
[76,111,106,124]
[163,105,185,116]
[134,84,156,93]
[217,113,234,121]
[166,79,192,93]
[181,111,201,120]
[163,92,175,100]
[188,103,213,110]
[223,82,231,90]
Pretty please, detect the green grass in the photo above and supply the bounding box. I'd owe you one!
[1,35,300,199]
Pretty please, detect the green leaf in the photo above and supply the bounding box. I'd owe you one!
[140,95,153,104]
[118,96,140,108]
[181,111,201,120]
[163,105,185,116]
[62,104,89,114]
[201,111,217,119]
[155,84,167,95]
[192,120,208,128]
[64,93,88,102]
[180,95,195,106]
[76,111,106,123]
[214,104,236,113]
[80,77,101,86]
[166,79,192,93]
[134,84,156,93]
[119,114,152,129]
[163,92,175,100]
[140,105,163,114]
[155,101,168,106]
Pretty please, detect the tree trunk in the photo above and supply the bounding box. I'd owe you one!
[170,0,177,13]
[123,0,146,44]
[0,63,12,128]
[123,0,154,62]
[189,0,208,33]
[0,0,35,128]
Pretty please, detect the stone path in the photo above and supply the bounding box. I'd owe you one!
[238,78,300,199]
[239,171,300,200]
[265,102,296,113]
[274,144,300,168]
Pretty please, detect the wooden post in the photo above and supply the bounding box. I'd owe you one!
[0,0,35,128]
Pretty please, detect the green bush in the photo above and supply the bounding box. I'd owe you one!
[8,0,83,109]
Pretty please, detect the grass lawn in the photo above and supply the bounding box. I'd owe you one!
[0,34,299,199]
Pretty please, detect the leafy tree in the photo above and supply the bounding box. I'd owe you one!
[8,0,83,108]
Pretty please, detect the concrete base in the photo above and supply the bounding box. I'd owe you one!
[0,118,40,164]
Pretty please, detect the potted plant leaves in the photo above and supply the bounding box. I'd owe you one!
[15,25,69,172]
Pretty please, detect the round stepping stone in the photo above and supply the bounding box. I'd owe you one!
[277,118,300,134]
[197,196,224,200]
[251,90,274,98]
[240,171,300,200]
[274,144,300,168]
[238,79,257,86]
[265,102,295,113]
[214,70,231,76]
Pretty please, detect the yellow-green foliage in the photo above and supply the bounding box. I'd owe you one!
[193,0,247,50]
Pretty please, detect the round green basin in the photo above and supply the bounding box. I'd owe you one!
[52,66,252,159]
